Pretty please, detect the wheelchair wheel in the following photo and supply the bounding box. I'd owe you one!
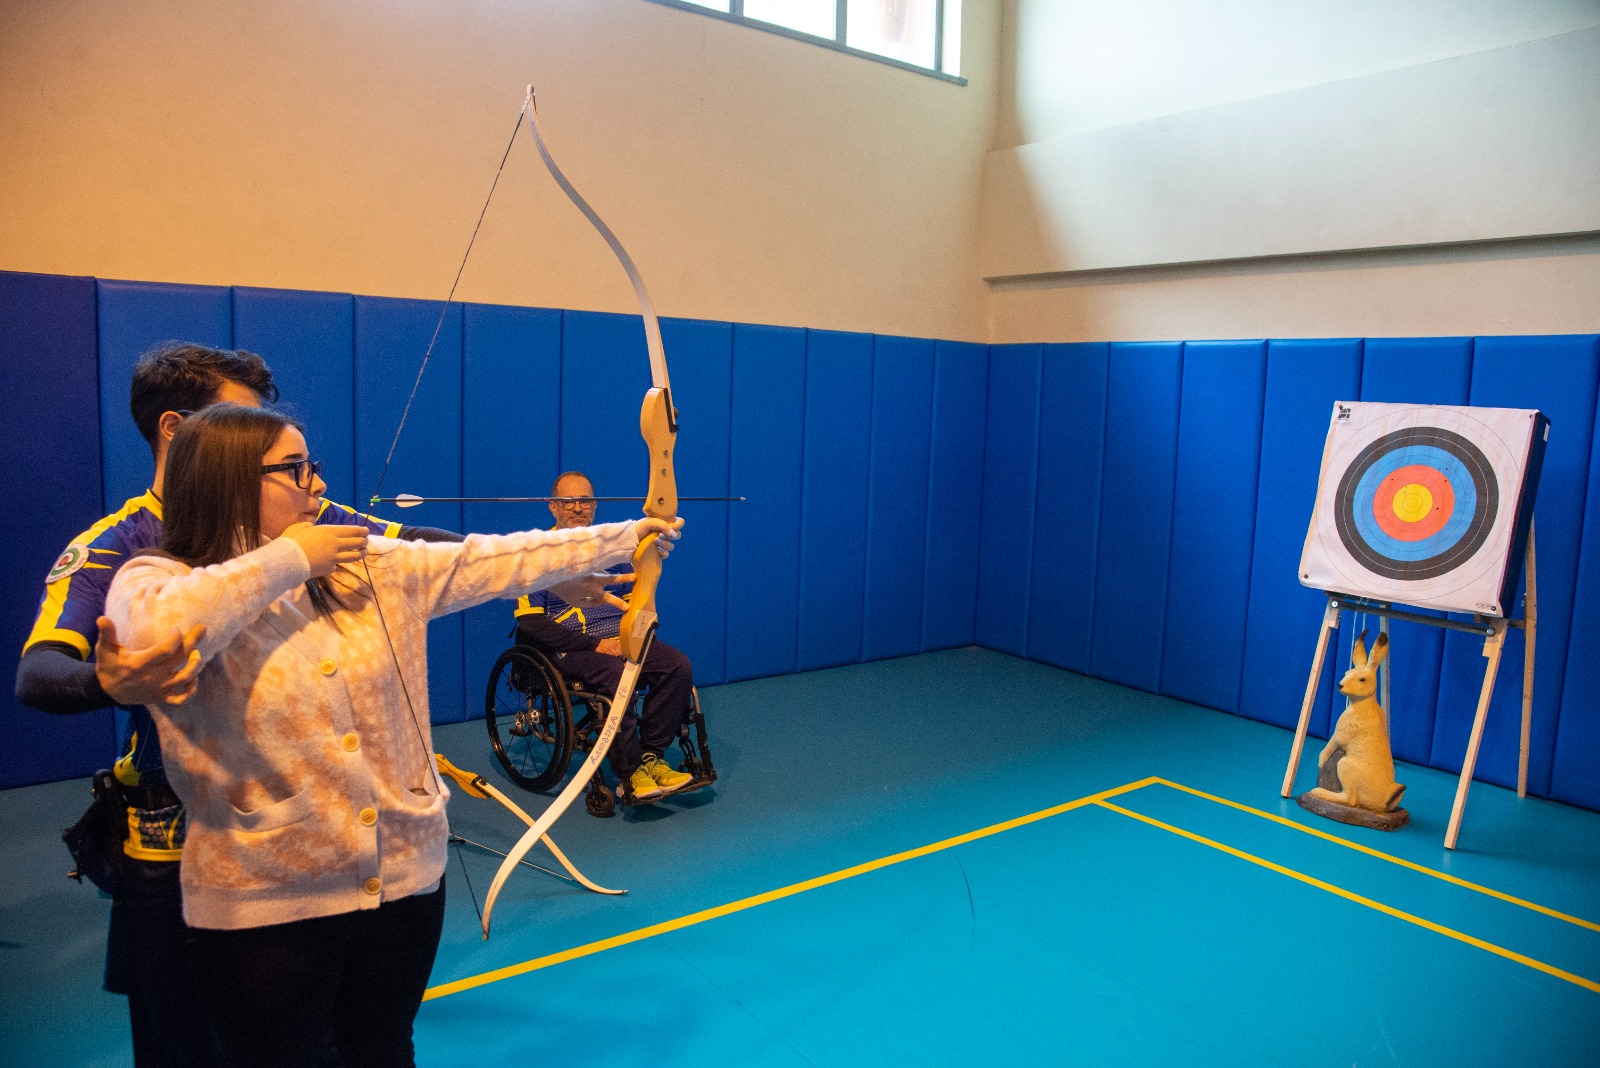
[484,647,572,792]
[585,778,616,819]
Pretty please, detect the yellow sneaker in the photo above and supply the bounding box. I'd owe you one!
[640,752,693,793]
[628,765,665,800]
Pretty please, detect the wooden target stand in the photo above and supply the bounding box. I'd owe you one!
[1280,524,1537,850]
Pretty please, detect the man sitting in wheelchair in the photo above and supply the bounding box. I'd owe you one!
[513,470,697,801]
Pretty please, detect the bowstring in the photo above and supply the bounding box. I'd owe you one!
[361,96,530,794]
[452,837,485,927]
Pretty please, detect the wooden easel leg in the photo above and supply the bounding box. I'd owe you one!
[1378,615,1391,732]
[1445,621,1507,850]
[1283,599,1340,798]
[1519,523,1537,799]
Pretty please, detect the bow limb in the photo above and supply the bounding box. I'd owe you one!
[435,755,624,897]
[523,86,674,402]
[480,659,643,937]
[480,89,680,938]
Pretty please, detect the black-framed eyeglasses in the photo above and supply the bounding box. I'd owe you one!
[553,497,597,510]
[260,459,323,490]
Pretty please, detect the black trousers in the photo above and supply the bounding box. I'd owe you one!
[186,882,445,1068]
[105,857,222,1067]
[550,639,694,779]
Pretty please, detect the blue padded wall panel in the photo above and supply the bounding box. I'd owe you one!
[798,330,872,671]
[0,272,113,786]
[976,345,1042,656]
[461,303,561,536]
[864,336,935,662]
[726,324,805,681]
[657,317,734,685]
[232,288,358,506]
[353,296,465,722]
[559,311,651,498]
[1437,335,1599,796]
[1238,339,1361,733]
[1089,342,1183,692]
[1026,343,1108,673]
[1553,370,1600,810]
[1349,337,1473,767]
[97,280,232,510]
[922,340,988,652]
[459,303,562,706]
[1361,337,1473,404]
[1161,341,1268,713]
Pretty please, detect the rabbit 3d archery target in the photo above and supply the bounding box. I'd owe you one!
[1299,402,1548,616]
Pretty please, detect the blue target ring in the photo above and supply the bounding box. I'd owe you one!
[1334,427,1498,581]
[1348,445,1477,562]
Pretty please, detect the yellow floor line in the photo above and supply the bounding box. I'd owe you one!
[424,775,1161,1000]
[1096,799,1600,996]
[1149,777,1600,933]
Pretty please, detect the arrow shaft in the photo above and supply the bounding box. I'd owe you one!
[373,495,742,505]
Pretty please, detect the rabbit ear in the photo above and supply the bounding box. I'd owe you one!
[1351,631,1368,668]
[1370,632,1390,668]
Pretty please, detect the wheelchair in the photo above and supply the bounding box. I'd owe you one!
[483,643,717,818]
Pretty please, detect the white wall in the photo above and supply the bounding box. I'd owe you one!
[984,1,1600,342]
[997,0,1600,146]
[0,0,1000,342]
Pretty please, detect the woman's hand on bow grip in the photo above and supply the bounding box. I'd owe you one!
[634,517,683,559]
[281,523,370,578]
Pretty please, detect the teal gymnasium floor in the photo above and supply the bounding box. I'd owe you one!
[3,648,1598,1066]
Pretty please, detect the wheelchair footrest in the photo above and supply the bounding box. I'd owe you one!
[616,774,716,807]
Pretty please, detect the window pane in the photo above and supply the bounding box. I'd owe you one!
[744,0,835,40]
[847,0,937,70]
[942,0,961,74]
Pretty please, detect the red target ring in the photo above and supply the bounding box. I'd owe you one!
[1372,463,1454,542]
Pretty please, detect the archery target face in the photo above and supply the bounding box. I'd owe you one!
[1300,403,1543,615]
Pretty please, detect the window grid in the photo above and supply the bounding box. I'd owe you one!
[645,0,966,85]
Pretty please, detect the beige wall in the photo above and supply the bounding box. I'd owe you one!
[7,1,1594,349]
[0,0,1001,342]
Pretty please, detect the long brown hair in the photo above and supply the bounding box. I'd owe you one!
[159,403,345,620]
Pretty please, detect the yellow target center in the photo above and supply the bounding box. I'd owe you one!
[1392,484,1434,523]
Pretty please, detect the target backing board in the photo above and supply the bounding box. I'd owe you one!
[1299,402,1549,616]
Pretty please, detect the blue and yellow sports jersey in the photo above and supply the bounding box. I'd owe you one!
[319,497,403,539]
[24,491,400,785]
[26,492,398,658]
[513,562,633,638]
[27,491,165,659]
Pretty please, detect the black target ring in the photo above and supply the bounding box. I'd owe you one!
[1333,426,1498,582]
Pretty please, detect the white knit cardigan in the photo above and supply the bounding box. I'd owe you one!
[106,521,639,930]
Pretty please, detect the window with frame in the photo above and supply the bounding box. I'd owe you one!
[654,0,964,82]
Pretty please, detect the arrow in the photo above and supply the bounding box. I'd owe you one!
[374,494,744,508]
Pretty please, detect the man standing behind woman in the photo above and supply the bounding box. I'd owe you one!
[105,403,679,1068]
[17,341,458,1068]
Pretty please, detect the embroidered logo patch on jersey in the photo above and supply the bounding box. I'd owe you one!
[47,544,89,583]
